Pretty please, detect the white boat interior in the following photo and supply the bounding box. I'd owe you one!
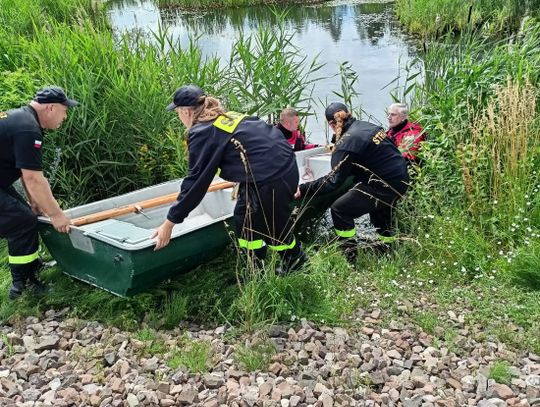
[39,147,332,251]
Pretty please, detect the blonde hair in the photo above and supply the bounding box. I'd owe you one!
[331,110,352,143]
[191,96,227,125]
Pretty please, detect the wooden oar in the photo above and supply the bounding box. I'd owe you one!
[71,181,235,227]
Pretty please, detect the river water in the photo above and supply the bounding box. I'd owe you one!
[108,0,417,143]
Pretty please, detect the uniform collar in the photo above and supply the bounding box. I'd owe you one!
[25,105,43,130]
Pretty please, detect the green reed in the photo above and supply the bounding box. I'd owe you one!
[0,0,107,37]
[225,9,325,123]
[395,0,540,38]
[1,3,323,205]
[4,24,223,205]
[157,0,326,10]
[393,20,540,299]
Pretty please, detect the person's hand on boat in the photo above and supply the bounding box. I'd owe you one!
[152,220,175,251]
[294,187,301,199]
[50,212,71,233]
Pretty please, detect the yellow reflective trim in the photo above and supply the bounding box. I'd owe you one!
[335,229,356,238]
[9,251,39,265]
[212,111,246,134]
[268,239,296,252]
[378,234,397,243]
[238,238,264,250]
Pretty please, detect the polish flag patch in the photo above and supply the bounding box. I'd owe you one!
[34,140,42,149]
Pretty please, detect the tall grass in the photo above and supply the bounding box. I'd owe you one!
[5,25,220,205]
[403,21,540,229]
[225,11,324,123]
[395,19,540,301]
[461,80,538,227]
[0,0,107,37]
[157,0,326,10]
[1,3,322,205]
[395,0,540,37]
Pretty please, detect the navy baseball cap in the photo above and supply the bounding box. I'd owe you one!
[166,85,205,111]
[34,86,78,107]
[325,102,348,121]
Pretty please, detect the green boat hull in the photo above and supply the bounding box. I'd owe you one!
[39,220,231,297]
[38,147,335,297]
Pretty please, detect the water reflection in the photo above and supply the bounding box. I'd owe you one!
[108,0,416,141]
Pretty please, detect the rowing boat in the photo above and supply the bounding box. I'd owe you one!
[38,147,332,296]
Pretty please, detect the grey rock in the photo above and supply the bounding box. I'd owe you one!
[204,373,225,389]
[477,374,489,397]
[487,398,508,407]
[289,395,301,407]
[320,393,333,407]
[142,357,159,372]
[298,350,309,365]
[41,389,56,405]
[34,335,60,351]
[486,384,514,400]
[387,349,402,359]
[104,351,117,366]
[127,393,139,407]
[259,382,273,397]
[22,336,37,352]
[22,388,41,401]
[178,386,198,404]
[157,382,170,394]
[477,401,498,407]
[268,325,289,338]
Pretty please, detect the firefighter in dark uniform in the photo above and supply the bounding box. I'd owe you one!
[0,86,78,299]
[295,102,409,262]
[152,85,308,273]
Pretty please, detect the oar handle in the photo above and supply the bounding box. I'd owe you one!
[71,181,235,227]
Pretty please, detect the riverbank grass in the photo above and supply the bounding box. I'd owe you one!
[395,0,540,37]
[157,0,327,10]
[1,223,540,355]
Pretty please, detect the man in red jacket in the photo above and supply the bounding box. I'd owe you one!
[386,103,425,165]
[276,108,319,151]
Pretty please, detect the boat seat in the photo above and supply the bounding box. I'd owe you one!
[83,219,153,245]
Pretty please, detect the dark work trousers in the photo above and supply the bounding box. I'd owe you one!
[234,164,301,262]
[0,186,40,278]
[331,180,408,239]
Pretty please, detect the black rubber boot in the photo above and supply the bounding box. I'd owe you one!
[276,249,308,276]
[8,270,49,300]
[8,270,27,300]
[27,272,50,296]
[338,237,358,265]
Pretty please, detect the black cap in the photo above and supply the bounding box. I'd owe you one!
[166,85,205,111]
[324,102,348,121]
[34,86,78,107]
